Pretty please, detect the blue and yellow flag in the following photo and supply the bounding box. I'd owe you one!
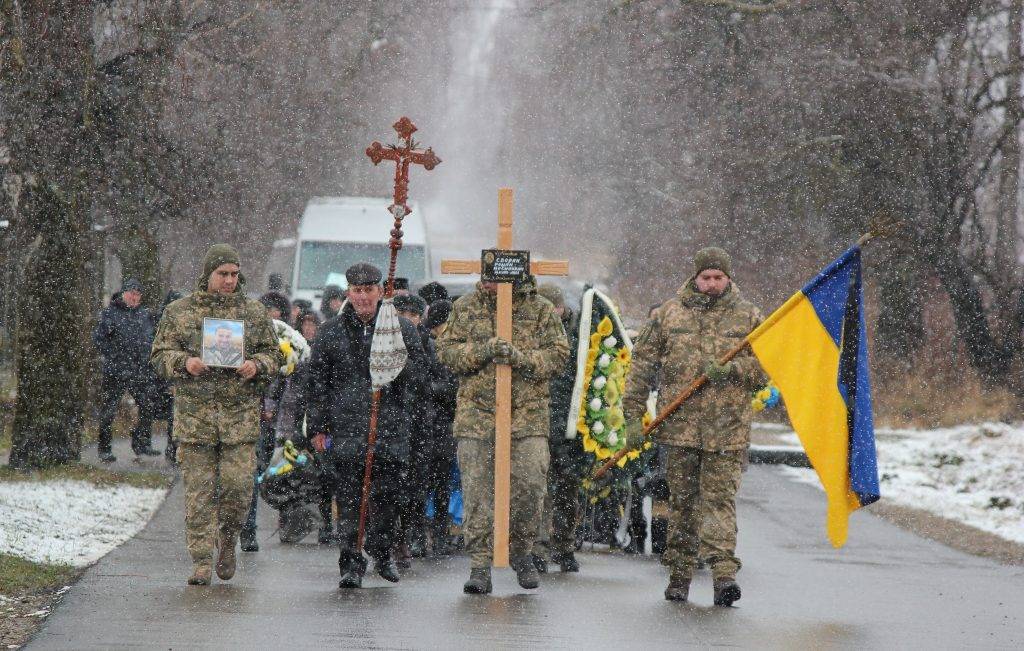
[747,246,879,547]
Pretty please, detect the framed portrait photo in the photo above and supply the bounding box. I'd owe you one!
[202,318,246,369]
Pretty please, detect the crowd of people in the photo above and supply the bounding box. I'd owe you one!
[94,242,759,607]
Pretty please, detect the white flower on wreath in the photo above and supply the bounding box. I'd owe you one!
[593,376,607,390]
[607,431,618,446]
[603,336,617,348]
[598,354,611,369]
[591,421,605,434]
[589,397,603,411]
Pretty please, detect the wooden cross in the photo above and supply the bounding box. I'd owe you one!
[440,188,569,568]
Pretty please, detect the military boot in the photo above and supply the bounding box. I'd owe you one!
[664,572,690,602]
[551,551,580,573]
[240,527,259,553]
[713,577,741,607]
[98,449,117,464]
[187,562,212,586]
[215,534,237,580]
[463,568,492,594]
[512,557,540,590]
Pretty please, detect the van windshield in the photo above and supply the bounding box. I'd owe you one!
[297,241,426,290]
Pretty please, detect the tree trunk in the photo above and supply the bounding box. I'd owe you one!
[3,1,98,468]
[115,224,163,308]
[875,245,924,367]
[995,0,1022,329]
[9,197,89,467]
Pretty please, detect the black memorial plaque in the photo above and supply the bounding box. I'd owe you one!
[481,249,530,283]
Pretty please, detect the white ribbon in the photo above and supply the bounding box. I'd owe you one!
[369,298,409,389]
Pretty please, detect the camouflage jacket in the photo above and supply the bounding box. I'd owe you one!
[151,282,282,446]
[623,279,766,451]
[437,277,569,440]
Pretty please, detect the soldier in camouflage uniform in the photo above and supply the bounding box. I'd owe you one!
[623,247,766,607]
[151,244,282,586]
[437,275,569,594]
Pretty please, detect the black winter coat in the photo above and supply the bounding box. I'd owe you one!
[306,303,427,461]
[93,293,157,381]
[425,329,458,460]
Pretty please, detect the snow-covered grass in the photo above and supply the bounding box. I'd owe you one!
[0,479,168,567]
[776,422,1024,544]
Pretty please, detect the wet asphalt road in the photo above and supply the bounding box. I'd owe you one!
[29,441,1024,649]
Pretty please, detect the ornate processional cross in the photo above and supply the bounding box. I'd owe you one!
[441,188,569,567]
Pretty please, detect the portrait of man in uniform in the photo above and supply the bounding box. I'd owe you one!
[202,318,245,368]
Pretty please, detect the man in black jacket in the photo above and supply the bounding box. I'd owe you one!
[306,263,428,589]
[93,278,160,462]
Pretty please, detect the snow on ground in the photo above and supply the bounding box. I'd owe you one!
[0,480,167,567]
[775,422,1024,544]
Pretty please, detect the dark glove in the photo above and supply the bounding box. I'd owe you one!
[704,360,736,385]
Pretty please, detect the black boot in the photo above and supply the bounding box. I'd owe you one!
[164,439,178,464]
[713,577,741,607]
[240,528,259,553]
[531,552,548,574]
[512,557,540,589]
[339,555,366,589]
[98,449,117,463]
[551,551,580,573]
[375,555,401,583]
[463,568,492,594]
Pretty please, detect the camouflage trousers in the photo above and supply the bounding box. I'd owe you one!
[180,442,256,563]
[661,445,744,581]
[535,456,583,557]
[457,435,549,569]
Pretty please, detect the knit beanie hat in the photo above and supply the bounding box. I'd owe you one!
[693,246,732,277]
[199,244,241,290]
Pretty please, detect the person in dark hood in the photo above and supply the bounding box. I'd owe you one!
[93,278,160,462]
[306,262,428,589]
[320,285,345,321]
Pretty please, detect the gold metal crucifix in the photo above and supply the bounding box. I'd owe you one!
[440,188,569,568]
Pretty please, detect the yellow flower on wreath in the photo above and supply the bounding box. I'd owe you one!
[577,417,589,436]
[607,407,625,431]
[582,432,598,453]
[590,332,603,348]
[605,380,621,406]
[617,347,631,364]
[597,316,614,337]
[642,412,653,428]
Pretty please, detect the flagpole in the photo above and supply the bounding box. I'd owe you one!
[593,227,889,480]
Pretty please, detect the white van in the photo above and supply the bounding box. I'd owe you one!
[282,196,430,306]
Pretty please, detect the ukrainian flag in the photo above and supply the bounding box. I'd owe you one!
[747,246,879,547]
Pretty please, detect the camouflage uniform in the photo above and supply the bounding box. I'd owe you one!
[623,278,765,581]
[151,249,281,566]
[437,277,569,568]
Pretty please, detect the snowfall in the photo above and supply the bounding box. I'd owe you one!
[0,479,168,567]
[774,422,1024,544]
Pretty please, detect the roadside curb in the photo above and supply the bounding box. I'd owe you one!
[749,445,809,468]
